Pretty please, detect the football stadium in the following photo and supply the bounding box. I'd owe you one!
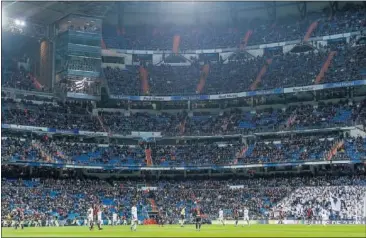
[1,1,366,237]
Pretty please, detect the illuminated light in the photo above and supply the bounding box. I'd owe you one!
[14,19,25,26]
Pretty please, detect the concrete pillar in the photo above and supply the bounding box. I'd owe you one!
[40,40,53,89]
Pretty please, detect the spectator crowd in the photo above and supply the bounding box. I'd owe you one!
[2,132,366,166]
[104,44,366,96]
[1,171,366,226]
[102,7,365,50]
[3,97,365,136]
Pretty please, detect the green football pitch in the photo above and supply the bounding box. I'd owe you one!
[2,225,366,237]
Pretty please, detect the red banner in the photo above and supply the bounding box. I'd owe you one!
[303,21,318,42]
[139,66,150,94]
[315,51,336,84]
[28,73,42,90]
[196,64,210,93]
[172,35,181,54]
[240,30,253,50]
[250,58,272,91]
[145,148,152,166]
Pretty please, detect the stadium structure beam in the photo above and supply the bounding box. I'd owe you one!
[329,1,339,17]
[194,8,201,25]
[265,2,277,22]
[296,2,307,20]
[117,2,125,30]
[229,5,239,26]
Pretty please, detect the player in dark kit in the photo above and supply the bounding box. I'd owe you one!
[94,205,103,230]
[14,209,24,230]
[193,206,203,231]
[307,208,313,225]
[278,208,284,224]
[157,207,165,227]
[234,208,239,227]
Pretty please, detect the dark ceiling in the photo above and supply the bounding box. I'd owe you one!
[2,1,361,27]
[2,1,116,25]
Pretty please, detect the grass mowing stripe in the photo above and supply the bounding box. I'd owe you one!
[3,224,365,237]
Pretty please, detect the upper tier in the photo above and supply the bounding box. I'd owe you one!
[102,9,365,50]
[104,44,366,97]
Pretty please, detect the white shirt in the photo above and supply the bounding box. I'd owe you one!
[87,208,93,218]
[219,210,224,218]
[113,213,117,220]
[131,206,137,220]
[244,209,249,217]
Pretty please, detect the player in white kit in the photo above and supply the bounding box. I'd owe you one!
[243,207,250,226]
[112,212,118,226]
[321,209,329,226]
[219,208,225,226]
[130,204,138,231]
[97,208,103,230]
[87,206,94,230]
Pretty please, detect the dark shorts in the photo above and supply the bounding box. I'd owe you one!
[234,216,239,220]
[195,217,201,223]
[180,215,185,220]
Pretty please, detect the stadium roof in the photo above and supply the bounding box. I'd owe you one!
[2,1,115,25]
[1,1,361,27]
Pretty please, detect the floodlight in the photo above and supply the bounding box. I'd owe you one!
[15,19,21,25]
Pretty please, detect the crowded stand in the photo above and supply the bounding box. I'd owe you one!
[2,132,366,166]
[2,99,102,132]
[1,170,366,226]
[275,185,366,220]
[2,98,365,136]
[1,66,47,92]
[100,99,364,136]
[2,2,366,233]
[102,8,365,50]
[104,44,366,96]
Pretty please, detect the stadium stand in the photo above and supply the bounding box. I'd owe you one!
[102,8,365,50]
[103,44,366,96]
[2,170,366,226]
[2,97,365,136]
[1,2,366,232]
